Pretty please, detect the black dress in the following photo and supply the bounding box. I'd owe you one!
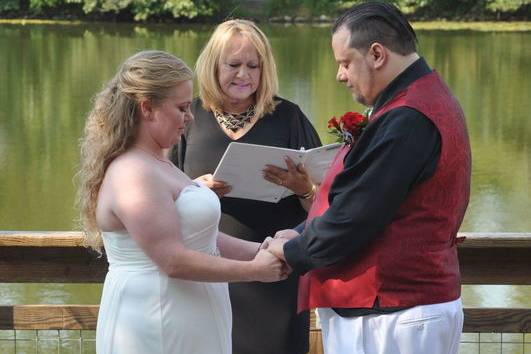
[171,97,321,354]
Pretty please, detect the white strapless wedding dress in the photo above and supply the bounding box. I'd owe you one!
[96,184,232,354]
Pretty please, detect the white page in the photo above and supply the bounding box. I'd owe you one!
[303,143,342,183]
[213,142,342,203]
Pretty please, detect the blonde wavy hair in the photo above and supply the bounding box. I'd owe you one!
[196,19,279,119]
[77,50,193,251]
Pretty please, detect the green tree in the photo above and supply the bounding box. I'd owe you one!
[81,0,219,20]
[2,0,224,20]
[0,0,20,11]
[487,0,529,12]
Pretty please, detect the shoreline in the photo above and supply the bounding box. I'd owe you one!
[1,19,530,32]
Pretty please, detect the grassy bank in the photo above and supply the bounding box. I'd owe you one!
[1,18,530,32]
[411,21,531,31]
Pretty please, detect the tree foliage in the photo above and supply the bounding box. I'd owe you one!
[1,0,529,20]
[337,0,529,17]
[80,0,218,20]
[487,0,529,12]
[2,0,226,20]
[0,0,20,12]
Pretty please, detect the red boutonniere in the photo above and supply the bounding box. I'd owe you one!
[327,111,369,145]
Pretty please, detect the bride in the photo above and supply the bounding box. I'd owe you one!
[76,50,287,354]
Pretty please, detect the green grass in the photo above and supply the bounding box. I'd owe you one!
[411,21,531,32]
[0,19,82,25]
[0,19,530,32]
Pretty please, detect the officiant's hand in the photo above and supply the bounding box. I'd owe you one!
[263,157,314,197]
[194,174,231,197]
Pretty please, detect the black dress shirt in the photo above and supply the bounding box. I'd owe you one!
[284,58,442,316]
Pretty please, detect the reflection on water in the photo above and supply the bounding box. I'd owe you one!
[462,285,531,308]
[0,24,530,307]
[0,284,102,305]
[1,282,528,308]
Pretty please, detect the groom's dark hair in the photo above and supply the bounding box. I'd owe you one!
[332,1,417,55]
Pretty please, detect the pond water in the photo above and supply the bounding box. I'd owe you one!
[0,23,529,310]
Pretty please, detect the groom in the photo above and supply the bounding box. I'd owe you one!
[267,2,471,354]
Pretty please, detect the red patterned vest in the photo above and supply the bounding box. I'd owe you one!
[298,71,471,312]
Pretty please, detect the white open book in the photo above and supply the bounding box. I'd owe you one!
[213,142,342,203]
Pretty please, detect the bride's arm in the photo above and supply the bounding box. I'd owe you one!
[216,232,261,261]
[108,160,284,283]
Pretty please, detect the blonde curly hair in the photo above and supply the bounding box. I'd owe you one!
[77,50,192,251]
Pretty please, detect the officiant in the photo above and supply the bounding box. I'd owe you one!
[170,19,320,354]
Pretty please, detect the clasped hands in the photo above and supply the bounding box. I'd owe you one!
[254,229,300,282]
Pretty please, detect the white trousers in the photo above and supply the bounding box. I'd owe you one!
[317,298,463,354]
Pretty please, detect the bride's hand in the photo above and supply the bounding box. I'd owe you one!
[259,236,274,250]
[251,249,290,282]
[194,174,231,197]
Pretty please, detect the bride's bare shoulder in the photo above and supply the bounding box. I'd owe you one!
[104,151,160,187]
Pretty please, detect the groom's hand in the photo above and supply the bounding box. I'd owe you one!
[274,229,300,241]
[267,238,288,262]
[267,239,293,277]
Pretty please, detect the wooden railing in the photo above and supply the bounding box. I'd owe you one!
[1,231,530,353]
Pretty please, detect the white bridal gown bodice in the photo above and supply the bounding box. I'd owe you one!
[96,183,231,354]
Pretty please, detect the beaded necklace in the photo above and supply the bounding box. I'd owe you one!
[214,105,256,132]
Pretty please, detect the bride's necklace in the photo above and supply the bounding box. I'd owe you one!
[133,146,175,168]
[214,104,256,132]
